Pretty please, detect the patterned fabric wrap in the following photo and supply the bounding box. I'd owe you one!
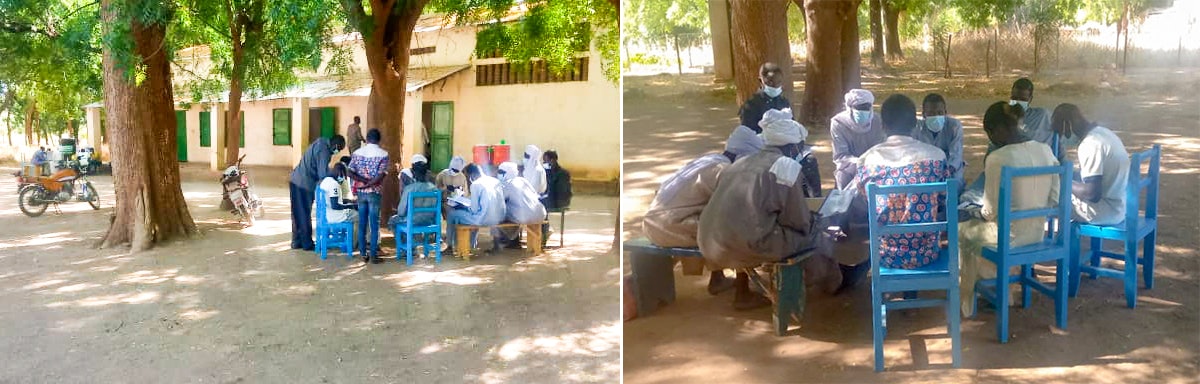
[860,159,949,269]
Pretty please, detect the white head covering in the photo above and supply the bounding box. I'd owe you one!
[725,126,765,157]
[498,162,519,182]
[760,108,808,146]
[411,154,427,165]
[449,156,465,171]
[844,89,874,109]
[524,145,543,162]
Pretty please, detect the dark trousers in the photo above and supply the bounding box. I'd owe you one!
[290,182,315,249]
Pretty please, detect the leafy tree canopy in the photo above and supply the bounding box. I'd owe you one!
[467,0,620,83]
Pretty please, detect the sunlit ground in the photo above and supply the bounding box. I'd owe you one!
[0,166,620,383]
[621,68,1200,383]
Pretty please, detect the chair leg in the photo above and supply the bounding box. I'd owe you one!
[435,229,443,264]
[774,262,804,337]
[1143,231,1156,289]
[872,286,885,372]
[1124,239,1138,309]
[317,228,327,260]
[997,261,1010,343]
[407,232,415,266]
[1089,237,1102,279]
[1021,264,1032,309]
[1069,233,1081,298]
[1055,257,1068,329]
[559,211,566,248]
[947,284,962,368]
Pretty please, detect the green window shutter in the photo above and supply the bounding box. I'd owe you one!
[320,107,336,138]
[272,108,291,146]
[240,114,246,147]
[199,111,211,147]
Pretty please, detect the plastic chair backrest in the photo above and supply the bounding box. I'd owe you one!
[866,181,958,277]
[315,187,329,225]
[1125,144,1161,229]
[996,162,1073,254]
[405,189,442,228]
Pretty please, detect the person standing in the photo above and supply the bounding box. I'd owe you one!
[348,128,390,263]
[347,116,364,153]
[289,135,346,250]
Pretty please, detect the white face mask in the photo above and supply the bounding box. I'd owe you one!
[1009,99,1029,111]
[763,85,783,98]
[852,109,872,125]
[924,115,945,133]
[542,163,551,170]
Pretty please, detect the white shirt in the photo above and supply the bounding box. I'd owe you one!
[982,141,1061,245]
[319,177,351,223]
[1075,126,1130,225]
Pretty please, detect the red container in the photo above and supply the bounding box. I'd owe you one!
[472,145,491,167]
[490,144,511,165]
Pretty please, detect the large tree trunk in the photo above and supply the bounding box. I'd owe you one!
[100,0,197,251]
[839,0,862,90]
[730,0,791,107]
[225,15,246,165]
[23,100,36,146]
[882,0,903,60]
[869,0,885,67]
[354,0,428,221]
[799,0,855,126]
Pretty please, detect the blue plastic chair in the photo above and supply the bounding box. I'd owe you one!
[974,162,1073,343]
[393,190,443,265]
[1069,144,1160,308]
[315,188,355,260]
[867,181,961,372]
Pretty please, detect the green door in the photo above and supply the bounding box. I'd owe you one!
[320,107,337,138]
[176,110,187,162]
[199,111,211,147]
[430,102,454,172]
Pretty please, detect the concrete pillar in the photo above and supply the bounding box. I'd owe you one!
[210,102,226,171]
[708,0,735,81]
[83,107,101,149]
[291,97,310,166]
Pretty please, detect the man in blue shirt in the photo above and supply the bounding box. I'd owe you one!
[31,147,49,176]
[290,135,346,250]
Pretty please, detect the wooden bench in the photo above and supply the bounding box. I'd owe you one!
[454,222,545,261]
[623,237,808,336]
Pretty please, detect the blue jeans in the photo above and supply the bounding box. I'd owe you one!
[357,192,381,256]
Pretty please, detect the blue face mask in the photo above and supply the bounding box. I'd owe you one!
[852,109,872,125]
[1009,99,1029,111]
[763,85,782,98]
[924,115,945,133]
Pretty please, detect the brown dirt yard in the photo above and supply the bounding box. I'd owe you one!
[0,165,620,383]
[622,68,1200,383]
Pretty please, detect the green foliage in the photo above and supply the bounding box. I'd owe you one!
[173,0,345,103]
[0,0,103,137]
[624,0,709,49]
[788,1,806,42]
[463,0,620,83]
[951,0,1021,28]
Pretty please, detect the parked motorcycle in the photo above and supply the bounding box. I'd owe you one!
[220,154,264,226]
[18,159,100,217]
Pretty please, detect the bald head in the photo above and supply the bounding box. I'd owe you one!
[759,62,783,88]
[1051,103,1092,139]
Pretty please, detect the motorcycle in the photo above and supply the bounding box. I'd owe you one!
[18,159,100,217]
[220,154,264,226]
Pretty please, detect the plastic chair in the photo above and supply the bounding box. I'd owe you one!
[315,188,355,260]
[974,162,1073,343]
[867,181,961,372]
[394,190,443,265]
[1069,144,1160,308]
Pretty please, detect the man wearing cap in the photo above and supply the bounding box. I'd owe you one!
[644,125,765,294]
[831,89,887,190]
[698,109,842,310]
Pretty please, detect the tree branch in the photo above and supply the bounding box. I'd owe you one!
[341,0,368,30]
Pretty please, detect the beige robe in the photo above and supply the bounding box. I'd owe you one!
[698,148,816,269]
[959,141,1060,314]
[643,154,729,248]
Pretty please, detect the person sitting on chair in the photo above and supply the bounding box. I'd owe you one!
[318,163,359,225]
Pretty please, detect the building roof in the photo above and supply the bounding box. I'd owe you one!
[82,65,470,109]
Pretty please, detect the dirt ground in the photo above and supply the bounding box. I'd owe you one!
[622,68,1200,383]
[0,165,620,383]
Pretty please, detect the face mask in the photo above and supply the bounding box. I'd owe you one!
[449,168,460,176]
[542,163,552,170]
[336,176,345,183]
[1009,99,1029,111]
[1061,122,1083,147]
[524,154,531,160]
[852,109,872,125]
[925,115,945,133]
[763,85,782,98]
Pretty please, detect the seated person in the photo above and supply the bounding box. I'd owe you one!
[832,89,887,190]
[643,124,764,294]
[851,94,949,270]
[318,163,359,224]
[738,62,790,133]
[32,146,50,176]
[338,156,354,203]
[496,162,548,248]
[399,154,431,188]
[698,110,841,310]
[1052,103,1130,226]
[914,93,965,186]
[447,164,507,254]
[388,158,438,229]
[522,145,548,194]
[965,78,1061,201]
[540,150,573,247]
[959,102,1060,313]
